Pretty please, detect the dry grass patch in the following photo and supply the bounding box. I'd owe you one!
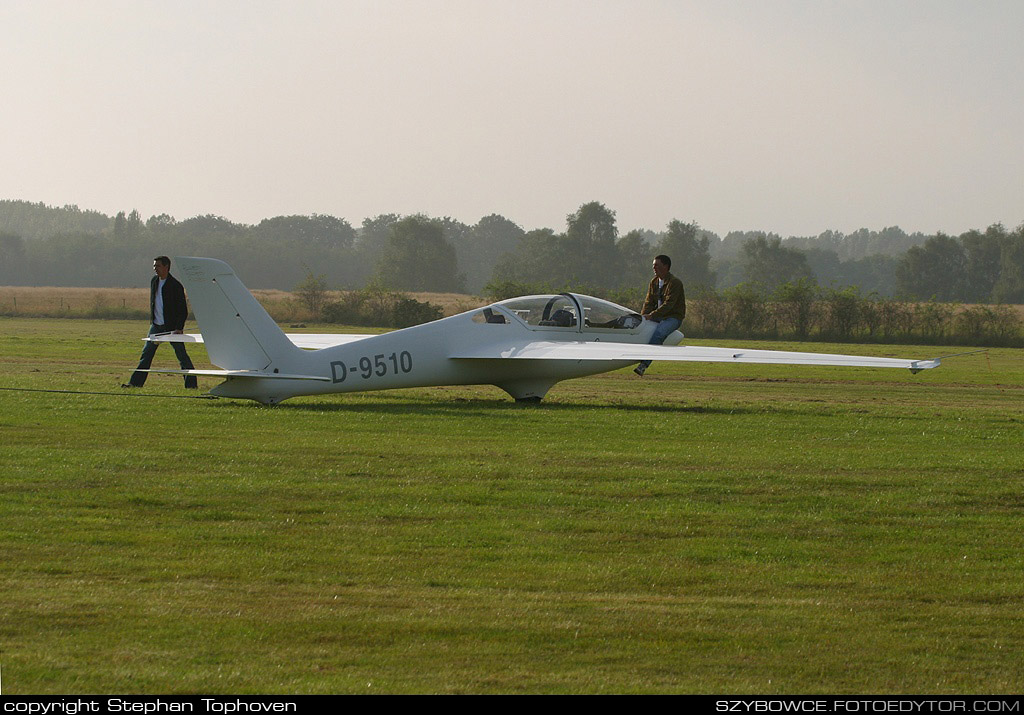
[0,285,485,321]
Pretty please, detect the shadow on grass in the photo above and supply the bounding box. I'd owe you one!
[206,395,770,417]
[3,384,757,414]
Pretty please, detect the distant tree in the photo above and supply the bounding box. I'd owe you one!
[803,247,842,287]
[564,201,621,288]
[779,226,929,261]
[492,205,642,293]
[455,214,525,294]
[437,216,473,249]
[0,200,112,240]
[714,230,778,261]
[617,229,654,294]
[0,232,28,284]
[657,220,716,289]
[872,226,930,257]
[896,233,967,301]
[840,254,901,297]
[740,235,813,291]
[114,211,128,242]
[249,214,361,288]
[831,226,925,260]
[379,215,463,293]
[354,214,401,277]
[177,214,247,241]
[146,213,177,234]
[490,228,571,288]
[23,231,117,287]
[294,271,330,319]
[126,209,145,241]
[358,214,400,247]
[436,216,475,287]
[992,226,1024,303]
[960,224,1006,302]
[256,214,356,249]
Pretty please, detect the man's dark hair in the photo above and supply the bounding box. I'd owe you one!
[154,256,171,267]
[654,254,671,269]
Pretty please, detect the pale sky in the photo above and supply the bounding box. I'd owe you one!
[2,0,1021,237]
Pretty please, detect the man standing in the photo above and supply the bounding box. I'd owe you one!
[123,256,198,388]
[634,254,685,377]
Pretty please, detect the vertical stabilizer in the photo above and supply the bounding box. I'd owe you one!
[174,257,302,371]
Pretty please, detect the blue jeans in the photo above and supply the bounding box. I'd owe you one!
[638,317,682,370]
[128,324,197,387]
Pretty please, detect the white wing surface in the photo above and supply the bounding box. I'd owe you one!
[452,341,940,372]
[283,334,377,349]
[141,368,331,381]
[146,333,376,349]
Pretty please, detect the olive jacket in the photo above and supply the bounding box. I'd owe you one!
[641,272,686,322]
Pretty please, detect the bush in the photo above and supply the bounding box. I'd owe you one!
[321,286,442,328]
[602,286,646,312]
[772,279,819,339]
[320,291,366,325]
[678,282,1023,346]
[293,271,330,320]
[877,297,915,341]
[820,287,862,340]
[954,305,1020,344]
[914,301,955,341]
[725,282,768,335]
[691,285,729,337]
[483,280,551,302]
[858,297,882,339]
[389,297,444,328]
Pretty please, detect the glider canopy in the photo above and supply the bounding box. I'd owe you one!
[477,294,643,332]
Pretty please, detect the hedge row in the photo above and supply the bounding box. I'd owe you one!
[687,282,1022,347]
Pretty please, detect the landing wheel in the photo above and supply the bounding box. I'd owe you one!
[515,396,543,404]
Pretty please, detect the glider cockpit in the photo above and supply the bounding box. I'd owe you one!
[475,294,644,333]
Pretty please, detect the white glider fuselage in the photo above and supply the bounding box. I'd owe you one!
[146,257,940,404]
[209,302,668,404]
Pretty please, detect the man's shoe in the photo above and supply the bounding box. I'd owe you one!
[121,383,140,388]
[633,364,647,377]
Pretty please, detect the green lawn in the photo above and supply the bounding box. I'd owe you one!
[1,318,1022,693]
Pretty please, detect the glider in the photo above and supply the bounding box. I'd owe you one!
[142,257,941,404]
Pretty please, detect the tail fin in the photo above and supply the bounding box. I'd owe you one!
[174,257,303,371]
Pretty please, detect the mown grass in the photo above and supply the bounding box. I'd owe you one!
[1,317,1022,694]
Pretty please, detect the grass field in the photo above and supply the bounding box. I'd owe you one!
[1,317,1022,694]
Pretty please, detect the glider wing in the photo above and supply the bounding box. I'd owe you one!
[452,341,940,373]
[141,368,331,381]
[146,332,376,350]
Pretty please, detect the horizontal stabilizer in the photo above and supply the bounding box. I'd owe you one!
[452,341,941,372]
[141,368,331,381]
[147,332,376,350]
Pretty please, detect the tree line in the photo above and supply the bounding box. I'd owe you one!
[1,199,1022,307]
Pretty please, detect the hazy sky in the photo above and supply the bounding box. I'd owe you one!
[2,0,1021,237]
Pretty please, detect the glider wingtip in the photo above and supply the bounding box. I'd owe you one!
[909,359,942,374]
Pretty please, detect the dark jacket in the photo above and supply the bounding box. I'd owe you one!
[641,272,686,322]
[150,273,189,331]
